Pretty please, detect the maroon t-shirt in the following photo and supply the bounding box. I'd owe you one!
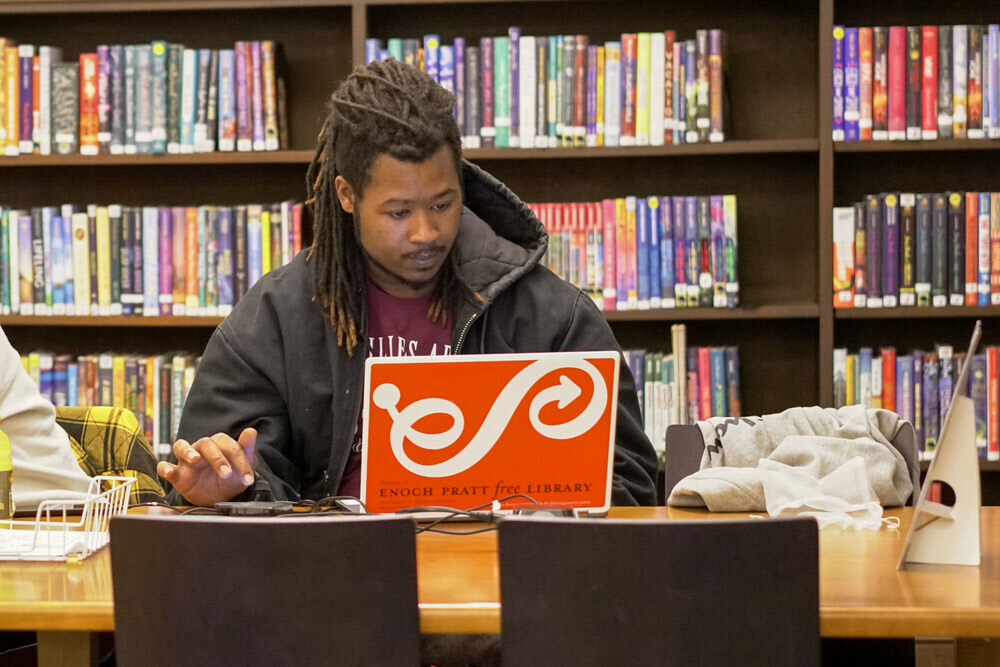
[337,278,453,497]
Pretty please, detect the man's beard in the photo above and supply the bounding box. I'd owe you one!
[361,246,444,293]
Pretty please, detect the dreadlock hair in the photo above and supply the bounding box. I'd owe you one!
[305,58,464,355]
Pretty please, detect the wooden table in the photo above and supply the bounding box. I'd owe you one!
[2,506,999,666]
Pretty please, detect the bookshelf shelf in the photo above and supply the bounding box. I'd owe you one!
[834,139,1000,153]
[0,150,316,167]
[835,307,1000,320]
[604,303,819,323]
[0,140,818,168]
[468,139,819,161]
[0,0,353,13]
[0,315,224,327]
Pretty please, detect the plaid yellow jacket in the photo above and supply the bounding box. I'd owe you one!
[56,406,166,505]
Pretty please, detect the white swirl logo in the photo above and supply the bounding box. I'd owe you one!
[371,358,608,477]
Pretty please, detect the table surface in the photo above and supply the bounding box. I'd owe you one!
[1,506,999,638]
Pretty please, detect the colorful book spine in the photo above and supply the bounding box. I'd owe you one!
[979,192,991,305]
[905,26,922,140]
[899,193,916,306]
[150,41,168,154]
[843,27,859,141]
[968,26,984,139]
[872,27,889,140]
[938,26,954,138]
[921,26,939,139]
[833,207,855,307]
[673,197,687,307]
[931,193,949,306]
[954,25,968,138]
[865,195,882,307]
[620,33,637,146]
[635,197,650,309]
[218,49,236,152]
[79,52,99,155]
[234,41,252,152]
[261,41,279,151]
[135,45,152,153]
[887,26,906,140]
[966,192,978,306]
[915,193,932,305]
[948,191,966,306]
[494,37,510,148]
[480,37,495,149]
[249,41,266,151]
[658,196,674,308]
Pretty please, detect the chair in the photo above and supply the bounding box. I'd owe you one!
[56,405,166,505]
[498,516,819,667]
[110,514,420,667]
[663,419,921,505]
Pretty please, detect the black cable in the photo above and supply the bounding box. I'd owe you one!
[418,524,500,536]
[179,507,222,516]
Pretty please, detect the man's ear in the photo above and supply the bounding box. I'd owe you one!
[334,175,355,214]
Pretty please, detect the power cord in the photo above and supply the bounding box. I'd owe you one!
[401,494,540,535]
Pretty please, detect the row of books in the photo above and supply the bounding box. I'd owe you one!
[833,192,1000,308]
[365,27,727,150]
[530,195,739,311]
[21,350,199,459]
[624,324,742,456]
[832,25,1000,142]
[0,38,285,156]
[0,202,304,317]
[833,345,1000,461]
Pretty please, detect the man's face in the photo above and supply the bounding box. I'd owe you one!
[335,145,462,299]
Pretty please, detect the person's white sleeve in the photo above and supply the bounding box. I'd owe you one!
[0,327,92,507]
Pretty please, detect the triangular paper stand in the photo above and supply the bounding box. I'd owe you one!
[897,395,982,569]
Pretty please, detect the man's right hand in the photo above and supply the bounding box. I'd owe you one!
[156,427,258,507]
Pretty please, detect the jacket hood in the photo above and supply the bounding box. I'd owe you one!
[453,159,549,303]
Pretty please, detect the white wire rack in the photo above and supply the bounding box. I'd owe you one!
[0,475,135,561]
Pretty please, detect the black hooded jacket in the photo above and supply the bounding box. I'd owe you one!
[173,161,658,506]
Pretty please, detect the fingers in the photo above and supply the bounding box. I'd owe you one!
[171,438,202,465]
[193,433,255,487]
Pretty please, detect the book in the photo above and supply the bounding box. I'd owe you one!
[842,27,858,141]
[899,193,916,306]
[833,206,855,307]
[938,25,954,138]
[887,26,906,140]
[921,26,938,139]
[948,191,965,306]
[905,27,922,140]
[51,63,78,155]
[915,193,932,306]
[859,27,874,140]
[882,193,899,307]
[872,27,889,140]
[954,25,969,138]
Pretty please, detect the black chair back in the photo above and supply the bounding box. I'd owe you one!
[111,514,419,667]
[499,516,820,667]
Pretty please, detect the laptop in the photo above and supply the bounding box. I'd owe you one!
[360,351,620,516]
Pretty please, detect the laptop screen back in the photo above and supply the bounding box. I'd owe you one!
[361,351,620,513]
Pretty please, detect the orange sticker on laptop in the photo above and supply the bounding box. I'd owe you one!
[361,352,620,513]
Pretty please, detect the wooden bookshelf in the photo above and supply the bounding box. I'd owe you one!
[0,0,998,464]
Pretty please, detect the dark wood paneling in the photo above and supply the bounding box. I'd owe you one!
[4,324,215,356]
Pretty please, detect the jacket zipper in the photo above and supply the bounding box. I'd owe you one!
[453,312,480,353]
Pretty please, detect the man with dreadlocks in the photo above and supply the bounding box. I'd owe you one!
[157,59,657,510]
